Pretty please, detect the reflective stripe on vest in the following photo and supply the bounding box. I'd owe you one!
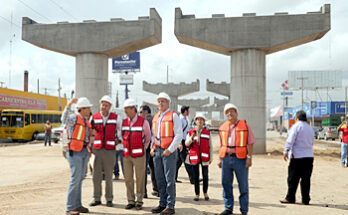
[69,114,91,152]
[218,120,248,159]
[92,112,117,150]
[152,111,175,149]
[122,116,145,158]
[188,128,210,164]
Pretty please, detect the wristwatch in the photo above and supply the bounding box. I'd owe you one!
[247,155,252,159]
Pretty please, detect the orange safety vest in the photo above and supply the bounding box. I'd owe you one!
[68,114,92,152]
[218,120,248,159]
[152,110,174,149]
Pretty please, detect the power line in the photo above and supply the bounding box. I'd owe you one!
[0,15,21,28]
[48,0,79,21]
[17,0,52,22]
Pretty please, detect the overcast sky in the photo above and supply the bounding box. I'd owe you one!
[0,0,347,115]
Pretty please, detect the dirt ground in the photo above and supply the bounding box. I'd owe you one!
[1,131,348,215]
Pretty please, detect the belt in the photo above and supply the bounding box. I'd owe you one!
[226,153,236,157]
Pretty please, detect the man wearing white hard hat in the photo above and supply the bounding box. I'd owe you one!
[150,92,183,215]
[121,98,151,210]
[61,97,93,215]
[185,113,213,201]
[218,103,255,215]
[89,95,121,207]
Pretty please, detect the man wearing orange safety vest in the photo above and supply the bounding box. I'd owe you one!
[89,95,122,208]
[121,99,151,210]
[150,92,183,215]
[61,97,93,215]
[218,103,255,215]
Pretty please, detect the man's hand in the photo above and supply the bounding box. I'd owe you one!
[163,149,171,157]
[68,98,78,107]
[218,160,222,168]
[178,144,183,152]
[246,158,252,168]
[283,153,288,161]
[150,148,156,157]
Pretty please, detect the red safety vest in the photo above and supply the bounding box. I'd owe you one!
[122,116,145,157]
[188,128,210,165]
[219,120,248,159]
[92,112,118,150]
[68,114,92,152]
[152,111,174,149]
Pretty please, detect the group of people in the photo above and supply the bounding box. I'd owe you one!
[60,92,316,215]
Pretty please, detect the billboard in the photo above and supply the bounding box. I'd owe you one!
[288,70,342,89]
[0,93,47,110]
[284,101,347,120]
[112,52,140,73]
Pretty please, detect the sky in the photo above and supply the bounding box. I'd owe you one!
[0,0,347,117]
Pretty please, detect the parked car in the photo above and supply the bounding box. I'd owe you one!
[35,124,65,143]
[318,126,339,141]
[312,126,321,139]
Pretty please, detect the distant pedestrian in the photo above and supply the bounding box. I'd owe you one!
[44,120,52,146]
[280,110,314,205]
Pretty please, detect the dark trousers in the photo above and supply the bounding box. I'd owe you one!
[285,157,313,204]
[176,140,194,183]
[192,164,208,195]
[146,148,158,193]
[44,133,51,146]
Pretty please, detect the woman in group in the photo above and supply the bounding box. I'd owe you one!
[185,113,213,201]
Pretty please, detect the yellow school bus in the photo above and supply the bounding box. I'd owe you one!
[0,109,62,141]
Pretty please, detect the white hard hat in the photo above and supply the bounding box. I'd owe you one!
[194,112,207,121]
[76,97,93,109]
[123,98,137,108]
[224,103,239,114]
[100,95,113,106]
[157,92,171,103]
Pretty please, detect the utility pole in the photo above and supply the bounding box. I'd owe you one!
[166,65,169,83]
[9,13,15,88]
[58,78,62,111]
[345,87,347,118]
[37,79,39,94]
[297,77,308,110]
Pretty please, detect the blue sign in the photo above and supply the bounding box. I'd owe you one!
[281,91,293,96]
[311,101,317,109]
[112,52,140,72]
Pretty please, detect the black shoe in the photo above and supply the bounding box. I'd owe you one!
[125,204,135,209]
[241,213,248,215]
[204,196,209,201]
[302,201,310,205]
[135,204,143,210]
[219,210,232,215]
[144,193,148,198]
[89,200,101,206]
[114,175,119,180]
[176,180,182,183]
[151,205,166,213]
[193,197,199,201]
[106,201,113,207]
[152,191,159,197]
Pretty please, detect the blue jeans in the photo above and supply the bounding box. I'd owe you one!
[153,148,177,209]
[221,156,249,213]
[341,142,348,166]
[44,133,51,146]
[114,150,124,176]
[66,147,89,211]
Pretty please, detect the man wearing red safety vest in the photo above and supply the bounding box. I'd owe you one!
[89,95,122,208]
[61,97,93,215]
[150,92,183,215]
[218,103,255,215]
[122,99,151,211]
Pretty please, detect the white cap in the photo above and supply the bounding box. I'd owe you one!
[224,103,238,114]
[194,112,207,121]
[99,95,113,106]
[123,98,137,108]
[156,92,171,103]
[76,97,93,109]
